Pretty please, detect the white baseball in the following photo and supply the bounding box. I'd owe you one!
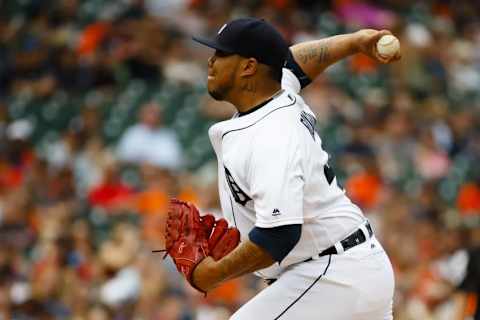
[376,35,400,59]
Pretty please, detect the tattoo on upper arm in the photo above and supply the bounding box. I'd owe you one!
[297,41,330,65]
[298,47,317,64]
[318,43,329,64]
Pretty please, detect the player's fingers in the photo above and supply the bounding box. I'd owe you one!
[369,31,390,60]
[371,29,392,42]
[393,50,402,61]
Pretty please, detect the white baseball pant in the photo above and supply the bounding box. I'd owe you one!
[230,236,394,320]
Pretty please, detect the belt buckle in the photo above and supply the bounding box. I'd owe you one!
[338,221,372,254]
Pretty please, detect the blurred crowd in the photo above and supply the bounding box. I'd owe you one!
[0,0,479,319]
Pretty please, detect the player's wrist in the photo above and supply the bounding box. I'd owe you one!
[350,31,365,54]
[192,257,222,291]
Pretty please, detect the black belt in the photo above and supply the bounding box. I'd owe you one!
[264,222,373,286]
[304,222,373,263]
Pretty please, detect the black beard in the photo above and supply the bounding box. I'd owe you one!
[207,69,235,101]
[208,88,224,101]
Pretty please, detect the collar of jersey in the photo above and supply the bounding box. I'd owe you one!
[215,90,296,140]
[237,89,284,117]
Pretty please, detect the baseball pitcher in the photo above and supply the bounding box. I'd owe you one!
[163,17,400,319]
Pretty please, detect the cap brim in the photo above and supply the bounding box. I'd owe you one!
[192,36,234,53]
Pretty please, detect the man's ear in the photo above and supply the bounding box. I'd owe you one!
[239,58,258,77]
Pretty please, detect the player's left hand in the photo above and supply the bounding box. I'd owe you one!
[191,256,219,292]
[160,199,240,294]
[354,29,401,63]
[163,199,212,294]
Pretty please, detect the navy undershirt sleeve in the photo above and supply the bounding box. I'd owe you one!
[284,50,312,89]
[248,224,302,263]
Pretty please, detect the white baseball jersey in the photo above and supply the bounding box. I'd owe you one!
[208,68,366,279]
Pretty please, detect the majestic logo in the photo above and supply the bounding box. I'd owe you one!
[300,111,316,140]
[218,24,227,35]
[224,166,251,206]
[272,208,281,216]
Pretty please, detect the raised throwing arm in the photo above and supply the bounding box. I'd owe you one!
[290,29,401,81]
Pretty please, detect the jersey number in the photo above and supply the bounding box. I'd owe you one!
[324,163,343,190]
[324,164,335,185]
[224,166,251,206]
[300,111,316,141]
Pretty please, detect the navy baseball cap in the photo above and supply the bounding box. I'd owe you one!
[192,18,289,72]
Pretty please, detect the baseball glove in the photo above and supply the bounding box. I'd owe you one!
[208,218,241,261]
[155,199,240,293]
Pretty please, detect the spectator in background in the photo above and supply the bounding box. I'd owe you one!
[0,0,478,318]
[87,154,133,211]
[116,101,184,170]
[135,164,172,248]
[98,223,141,312]
[457,182,480,214]
[453,227,480,320]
